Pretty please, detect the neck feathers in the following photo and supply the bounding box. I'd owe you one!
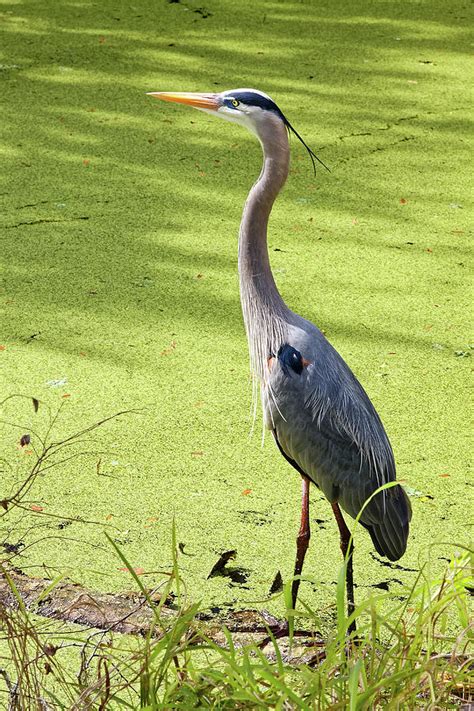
[238,114,292,384]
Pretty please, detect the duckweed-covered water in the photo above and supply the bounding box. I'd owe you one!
[1,0,471,629]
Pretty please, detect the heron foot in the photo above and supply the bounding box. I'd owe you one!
[259,610,289,635]
[257,611,290,647]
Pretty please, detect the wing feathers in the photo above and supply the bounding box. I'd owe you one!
[265,332,411,561]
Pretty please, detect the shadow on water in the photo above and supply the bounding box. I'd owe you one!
[0,0,470,375]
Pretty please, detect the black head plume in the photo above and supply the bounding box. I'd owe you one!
[283,116,330,175]
[227,90,330,175]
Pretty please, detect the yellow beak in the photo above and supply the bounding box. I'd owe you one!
[146,92,220,111]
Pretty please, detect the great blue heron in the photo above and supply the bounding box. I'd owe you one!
[148,88,412,636]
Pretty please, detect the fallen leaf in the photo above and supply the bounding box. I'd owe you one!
[118,567,145,575]
[46,378,67,387]
[44,644,58,657]
[207,550,237,579]
[105,513,114,521]
[144,516,159,528]
[438,474,450,478]
[400,198,407,204]
[20,434,30,447]
[83,159,90,167]
[191,450,204,458]
[62,393,71,399]
[99,35,106,44]
[0,345,5,351]
[30,504,44,512]
[404,486,425,498]
[160,339,177,356]
[269,570,283,594]
[241,488,252,496]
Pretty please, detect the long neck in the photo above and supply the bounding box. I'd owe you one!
[238,116,292,383]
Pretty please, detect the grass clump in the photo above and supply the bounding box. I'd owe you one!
[1,535,471,709]
[0,401,471,708]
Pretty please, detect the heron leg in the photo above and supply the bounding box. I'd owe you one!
[291,474,311,610]
[258,473,311,645]
[331,502,356,635]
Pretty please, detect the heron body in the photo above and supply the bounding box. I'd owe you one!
[149,87,411,631]
[267,335,410,561]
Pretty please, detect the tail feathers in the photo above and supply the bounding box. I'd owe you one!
[362,485,412,561]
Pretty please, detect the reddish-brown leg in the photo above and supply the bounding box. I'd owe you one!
[271,433,311,613]
[291,475,311,610]
[260,474,311,643]
[331,502,356,635]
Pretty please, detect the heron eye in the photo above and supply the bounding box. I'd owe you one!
[231,99,240,108]
[277,344,304,376]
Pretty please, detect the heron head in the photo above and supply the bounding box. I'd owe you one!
[147,88,328,173]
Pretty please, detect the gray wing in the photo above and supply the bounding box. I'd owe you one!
[264,326,411,561]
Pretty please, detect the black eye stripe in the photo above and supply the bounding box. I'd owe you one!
[230,91,284,117]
